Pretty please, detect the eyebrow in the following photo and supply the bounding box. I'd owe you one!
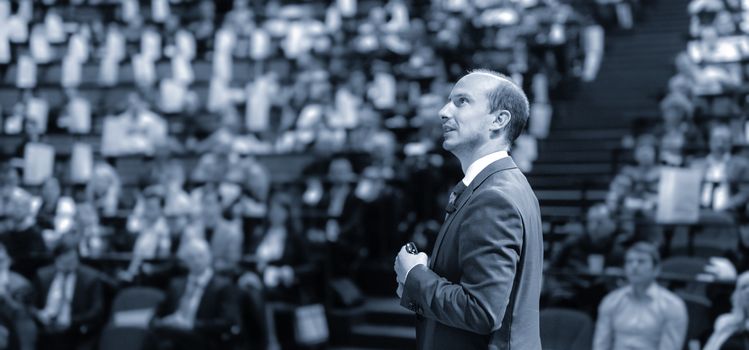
[448,92,473,101]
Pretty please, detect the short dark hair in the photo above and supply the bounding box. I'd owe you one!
[626,241,661,266]
[468,69,530,144]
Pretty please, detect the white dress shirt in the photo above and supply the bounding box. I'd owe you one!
[462,151,509,186]
[42,271,76,327]
[177,268,213,327]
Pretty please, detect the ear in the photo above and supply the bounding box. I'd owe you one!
[489,110,511,132]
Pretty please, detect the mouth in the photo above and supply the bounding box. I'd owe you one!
[442,126,456,134]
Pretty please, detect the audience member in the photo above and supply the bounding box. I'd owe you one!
[606,134,663,244]
[84,161,121,218]
[109,92,168,156]
[239,191,314,350]
[72,203,107,259]
[593,242,688,350]
[121,186,171,283]
[549,204,632,271]
[36,177,64,232]
[655,93,703,167]
[704,271,749,350]
[0,242,36,350]
[689,124,749,216]
[545,204,634,312]
[33,237,105,350]
[0,185,47,262]
[607,134,661,217]
[149,239,240,350]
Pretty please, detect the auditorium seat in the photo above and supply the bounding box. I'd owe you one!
[98,326,151,350]
[540,308,593,350]
[108,286,165,327]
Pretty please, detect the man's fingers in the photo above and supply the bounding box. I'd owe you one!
[399,245,408,255]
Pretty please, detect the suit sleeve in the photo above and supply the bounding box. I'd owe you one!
[193,279,240,336]
[400,189,522,335]
[71,271,105,332]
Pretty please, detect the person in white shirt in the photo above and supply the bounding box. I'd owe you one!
[593,242,688,350]
[115,92,168,156]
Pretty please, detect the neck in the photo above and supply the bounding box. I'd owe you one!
[711,151,729,159]
[191,267,209,277]
[455,142,508,174]
[630,281,653,299]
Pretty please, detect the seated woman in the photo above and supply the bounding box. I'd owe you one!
[704,271,749,350]
[237,191,315,350]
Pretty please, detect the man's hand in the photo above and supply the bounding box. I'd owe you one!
[394,245,428,288]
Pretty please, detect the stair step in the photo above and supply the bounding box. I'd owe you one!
[531,162,612,175]
[349,324,416,350]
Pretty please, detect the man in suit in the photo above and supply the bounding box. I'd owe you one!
[33,236,105,350]
[149,238,239,350]
[394,69,543,350]
[689,123,749,215]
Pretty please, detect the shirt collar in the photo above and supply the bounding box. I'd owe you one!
[626,282,659,300]
[462,151,509,186]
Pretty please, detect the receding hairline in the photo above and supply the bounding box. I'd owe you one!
[465,69,522,91]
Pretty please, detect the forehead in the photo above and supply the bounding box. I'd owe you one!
[451,73,503,98]
[712,127,730,137]
[625,250,653,261]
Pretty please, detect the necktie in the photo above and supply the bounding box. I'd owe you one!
[445,181,467,214]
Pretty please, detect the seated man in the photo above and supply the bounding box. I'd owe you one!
[33,236,105,350]
[149,239,239,350]
[690,123,749,217]
[544,203,633,313]
[593,242,688,350]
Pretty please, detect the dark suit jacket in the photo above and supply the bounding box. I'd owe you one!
[689,154,749,211]
[34,265,105,335]
[156,273,240,340]
[401,157,543,350]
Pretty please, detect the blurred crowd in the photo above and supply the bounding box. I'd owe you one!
[542,0,749,349]
[0,0,615,349]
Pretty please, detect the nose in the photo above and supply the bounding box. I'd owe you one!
[439,102,452,121]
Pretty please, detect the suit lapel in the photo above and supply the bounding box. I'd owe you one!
[429,157,518,268]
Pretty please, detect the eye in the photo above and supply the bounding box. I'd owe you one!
[455,97,468,106]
